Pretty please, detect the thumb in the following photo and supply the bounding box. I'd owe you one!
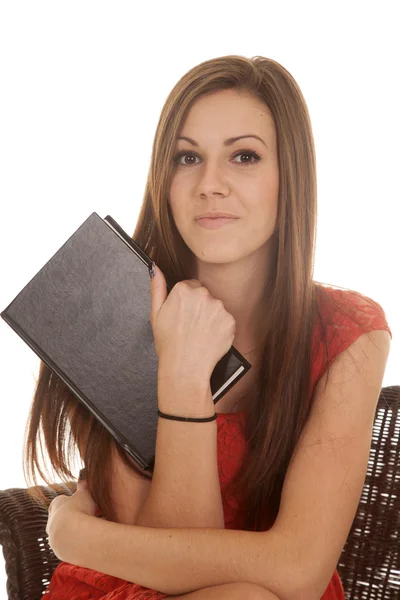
[149,262,168,322]
[76,479,88,491]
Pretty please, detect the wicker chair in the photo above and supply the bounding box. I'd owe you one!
[1,386,399,600]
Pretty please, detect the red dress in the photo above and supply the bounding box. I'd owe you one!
[45,285,392,599]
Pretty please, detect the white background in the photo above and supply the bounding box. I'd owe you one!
[0,1,399,595]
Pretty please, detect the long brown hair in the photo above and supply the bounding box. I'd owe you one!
[24,55,342,530]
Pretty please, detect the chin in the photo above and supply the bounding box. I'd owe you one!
[182,234,257,266]
[194,251,245,265]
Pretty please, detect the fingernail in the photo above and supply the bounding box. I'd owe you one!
[78,468,86,480]
[149,262,156,279]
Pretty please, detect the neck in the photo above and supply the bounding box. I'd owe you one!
[192,253,272,357]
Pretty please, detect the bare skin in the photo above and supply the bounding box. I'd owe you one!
[164,582,280,599]
[107,450,281,599]
[109,443,152,525]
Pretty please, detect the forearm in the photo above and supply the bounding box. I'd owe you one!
[71,516,308,599]
[137,381,224,529]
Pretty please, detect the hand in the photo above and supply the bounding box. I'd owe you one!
[46,479,98,562]
[149,263,236,383]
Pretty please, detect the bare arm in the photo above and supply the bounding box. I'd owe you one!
[136,379,224,529]
[54,331,390,599]
[63,516,302,600]
[108,379,224,530]
[108,443,152,526]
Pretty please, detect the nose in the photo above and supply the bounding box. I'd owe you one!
[195,160,230,198]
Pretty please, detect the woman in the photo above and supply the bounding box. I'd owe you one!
[25,55,391,599]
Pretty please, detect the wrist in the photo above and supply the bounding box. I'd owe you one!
[158,361,212,387]
[157,373,214,418]
[158,408,217,421]
[67,512,97,568]
[52,509,88,565]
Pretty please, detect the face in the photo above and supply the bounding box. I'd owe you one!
[168,89,279,272]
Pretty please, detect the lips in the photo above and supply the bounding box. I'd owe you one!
[195,213,238,220]
[197,217,236,222]
[195,217,238,229]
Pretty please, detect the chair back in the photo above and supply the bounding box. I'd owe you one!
[337,385,400,599]
[0,482,75,600]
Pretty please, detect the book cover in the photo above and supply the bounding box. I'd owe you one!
[1,212,251,473]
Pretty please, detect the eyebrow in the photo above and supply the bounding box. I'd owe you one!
[176,134,268,148]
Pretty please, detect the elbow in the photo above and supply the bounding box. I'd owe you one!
[291,585,320,600]
[300,558,343,600]
[264,529,332,600]
[279,562,322,600]
[286,568,332,600]
[280,584,315,600]
[283,584,319,600]
[294,583,327,600]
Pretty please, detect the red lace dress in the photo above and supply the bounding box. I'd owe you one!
[45,285,392,599]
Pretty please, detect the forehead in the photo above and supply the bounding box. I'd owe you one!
[179,89,274,138]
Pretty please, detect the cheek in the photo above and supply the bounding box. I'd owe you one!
[245,180,279,234]
[169,169,185,193]
[168,177,182,213]
[247,178,278,212]
[167,195,180,224]
[168,180,194,226]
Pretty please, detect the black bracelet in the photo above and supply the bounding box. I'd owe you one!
[157,409,217,422]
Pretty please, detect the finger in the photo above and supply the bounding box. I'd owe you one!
[149,263,168,322]
[47,494,67,516]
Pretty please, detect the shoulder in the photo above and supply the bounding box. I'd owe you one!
[314,284,391,331]
[311,283,392,385]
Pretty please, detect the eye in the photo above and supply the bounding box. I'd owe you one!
[173,151,200,166]
[232,150,262,165]
[172,149,262,167]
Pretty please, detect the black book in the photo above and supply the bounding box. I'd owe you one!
[1,213,251,473]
